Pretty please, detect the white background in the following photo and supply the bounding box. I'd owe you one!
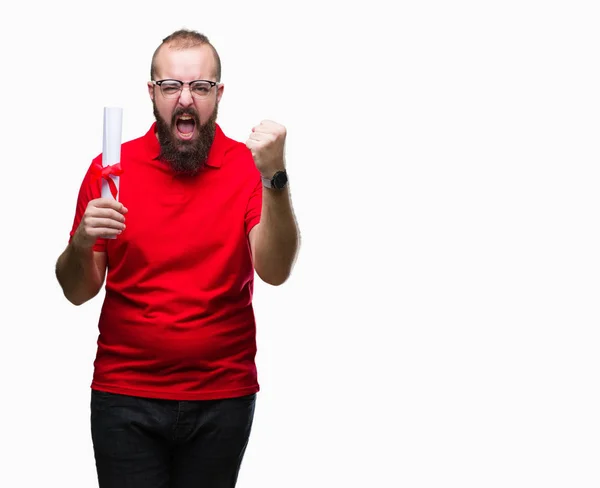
[1,1,599,487]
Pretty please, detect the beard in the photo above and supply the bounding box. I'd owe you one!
[153,101,218,176]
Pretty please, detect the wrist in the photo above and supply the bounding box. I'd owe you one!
[261,169,288,190]
[71,231,95,254]
[259,158,286,178]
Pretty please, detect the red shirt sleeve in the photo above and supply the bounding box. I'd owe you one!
[68,158,107,252]
[245,175,262,235]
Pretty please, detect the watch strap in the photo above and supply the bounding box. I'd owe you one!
[261,170,288,190]
[261,175,274,189]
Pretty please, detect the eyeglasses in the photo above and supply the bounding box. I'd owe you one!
[151,79,220,99]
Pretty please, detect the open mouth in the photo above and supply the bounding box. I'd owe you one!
[175,115,196,139]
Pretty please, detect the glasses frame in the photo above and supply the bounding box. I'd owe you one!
[151,79,220,99]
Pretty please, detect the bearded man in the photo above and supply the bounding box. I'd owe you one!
[55,29,299,488]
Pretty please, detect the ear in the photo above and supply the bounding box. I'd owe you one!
[216,83,224,104]
[148,82,155,101]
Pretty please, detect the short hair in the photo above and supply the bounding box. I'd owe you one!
[150,29,222,82]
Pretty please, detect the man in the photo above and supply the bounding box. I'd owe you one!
[55,29,299,488]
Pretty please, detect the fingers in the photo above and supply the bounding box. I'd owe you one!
[83,224,124,239]
[79,199,128,242]
[83,215,126,231]
[251,120,286,136]
[90,197,128,214]
[74,218,123,249]
[247,130,278,147]
[86,200,127,224]
[245,139,261,152]
[80,214,126,240]
[247,132,265,142]
[87,206,127,223]
[82,215,124,236]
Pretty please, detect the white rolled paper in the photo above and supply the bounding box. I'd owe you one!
[101,107,123,200]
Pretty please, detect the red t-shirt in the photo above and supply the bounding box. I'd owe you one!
[69,123,263,400]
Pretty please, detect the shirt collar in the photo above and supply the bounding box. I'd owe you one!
[144,122,226,169]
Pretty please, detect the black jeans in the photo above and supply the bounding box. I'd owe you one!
[90,390,256,488]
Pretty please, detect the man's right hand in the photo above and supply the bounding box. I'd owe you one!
[73,198,128,250]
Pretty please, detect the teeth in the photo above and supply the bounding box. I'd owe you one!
[179,115,193,120]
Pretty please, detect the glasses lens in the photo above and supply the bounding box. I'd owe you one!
[160,81,182,97]
[190,81,213,98]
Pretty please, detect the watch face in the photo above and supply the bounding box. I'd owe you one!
[273,171,288,189]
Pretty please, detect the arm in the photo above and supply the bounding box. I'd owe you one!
[56,197,127,305]
[249,186,300,286]
[56,247,107,306]
[246,120,300,286]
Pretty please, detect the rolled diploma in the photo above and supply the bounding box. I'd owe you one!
[101,107,123,200]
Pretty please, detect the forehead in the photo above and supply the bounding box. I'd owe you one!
[154,44,217,80]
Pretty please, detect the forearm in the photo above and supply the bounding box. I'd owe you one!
[254,187,300,286]
[55,243,104,305]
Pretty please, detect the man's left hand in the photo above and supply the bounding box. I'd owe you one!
[245,120,287,176]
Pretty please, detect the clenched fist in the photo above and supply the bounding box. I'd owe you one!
[245,120,287,176]
[73,198,128,249]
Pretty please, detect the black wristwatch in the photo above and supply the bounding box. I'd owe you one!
[262,170,288,190]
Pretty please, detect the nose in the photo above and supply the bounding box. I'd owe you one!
[178,85,194,108]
